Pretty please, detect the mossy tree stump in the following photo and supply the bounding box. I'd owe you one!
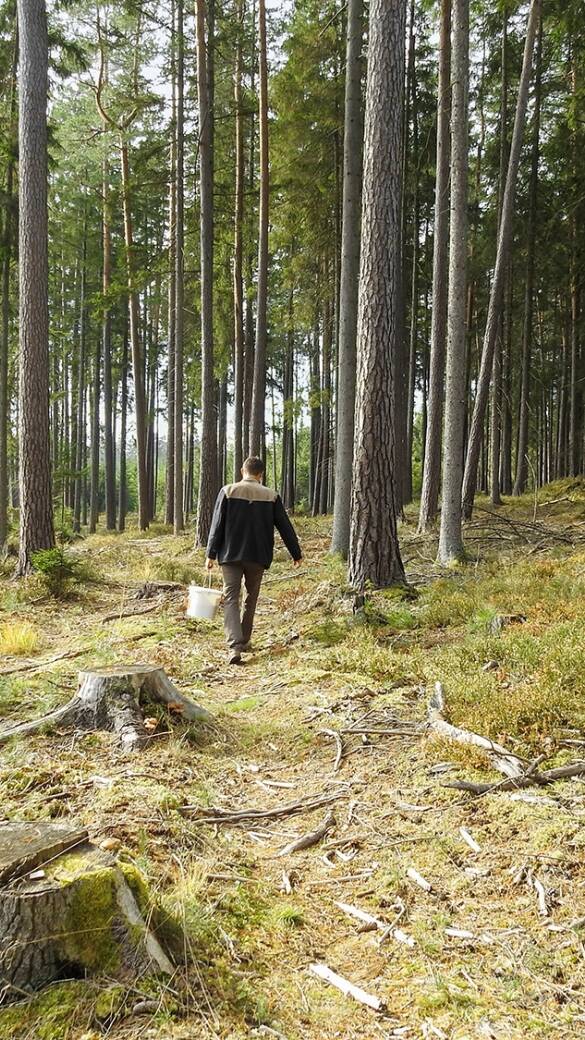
[0,663,212,750]
[0,822,174,1004]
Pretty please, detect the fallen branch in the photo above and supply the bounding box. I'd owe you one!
[336,899,415,948]
[101,601,162,624]
[181,790,343,824]
[335,900,385,930]
[319,729,344,771]
[446,759,585,795]
[531,873,550,917]
[428,682,524,780]
[341,727,422,738]
[459,827,481,853]
[277,812,335,856]
[407,867,432,892]
[309,963,385,1012]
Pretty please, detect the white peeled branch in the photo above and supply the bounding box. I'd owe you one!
[309,962,386,1012]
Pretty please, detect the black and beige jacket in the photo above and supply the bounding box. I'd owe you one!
[206,478,302,569]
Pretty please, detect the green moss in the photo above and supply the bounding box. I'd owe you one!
[62,866,121,971]
[41,855,152,971]
[93,983,126,1022]
[0,982,90,1040]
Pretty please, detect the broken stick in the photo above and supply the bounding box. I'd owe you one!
[277,813,335,856]
[309,962,385,1012]
[319,729,344,772]
[182,790,343,824]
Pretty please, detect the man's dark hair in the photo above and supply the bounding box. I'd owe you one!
[242,456,265,477]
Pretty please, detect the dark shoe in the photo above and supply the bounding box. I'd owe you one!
[228,650,243,665]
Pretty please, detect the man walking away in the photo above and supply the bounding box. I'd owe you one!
[206,457,303,664]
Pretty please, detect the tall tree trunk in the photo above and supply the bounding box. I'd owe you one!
[88,333,100,534]
[461,0,542,519]
[500,273,513,494]
[490,335,502,505]
[173,0,185,532]
[405,6,419,507]
[102,149,116,530]
[513,19,542,495]
[119,140,149,530]
[249,0,269,456]
[281,287,295,510]
[73,234,87,533]
[319,297,332,515]
[569,54,581,478]
[437,0,469,565]
[0,24,17,549]
[233,0,245,480]
[118,324,128,532]
[418,0,451,532]
[166,0,176,526]
[330,0,363,556]
[348,0,406,591]
[217,376,227,486]
[489,11,510,508]
[195,0,218,545]
[243,9,256,461]
[16,0,54,573]
[309,316,321,509]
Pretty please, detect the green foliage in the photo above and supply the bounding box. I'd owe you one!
[31,546,92,598]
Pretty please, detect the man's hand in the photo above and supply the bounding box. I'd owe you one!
[293,558,303,569]
[205,557,215,571]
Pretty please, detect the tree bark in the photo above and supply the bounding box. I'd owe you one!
[233,0,245,480]
[166,0,177,526]
[513,19,542,495]
[16,0,54,573]
[348,0,406,591]
[173,0,185,532]
[309,314,321,509]
[405,4,419,507]
[0,23,17,549]
[489,11,510,508]
[0,823,174,1002]
[319,297,332,515]
[437,0,469,565]
[249,0,269,456]
[88,333,101,534]
[330,0,363,556]
[101,67,116,531]
[120,139,149,530]
[418,0,451,533]
[281,286,295,510]
[461,0,542,519]
[195,0,218,545]
[73,230,87,533]
[217,375,227,486]
[118,325,129,531]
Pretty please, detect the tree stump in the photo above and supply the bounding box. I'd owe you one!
[0,822,174,1004]
[0,663,212,750]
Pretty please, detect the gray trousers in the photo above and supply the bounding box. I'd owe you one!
[221,562,265,650]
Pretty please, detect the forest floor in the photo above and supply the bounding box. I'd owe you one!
[3,482,585,1039]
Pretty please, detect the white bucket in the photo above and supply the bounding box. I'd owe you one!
[186,581,222,620]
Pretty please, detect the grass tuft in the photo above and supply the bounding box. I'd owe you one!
[0,620,40,657]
